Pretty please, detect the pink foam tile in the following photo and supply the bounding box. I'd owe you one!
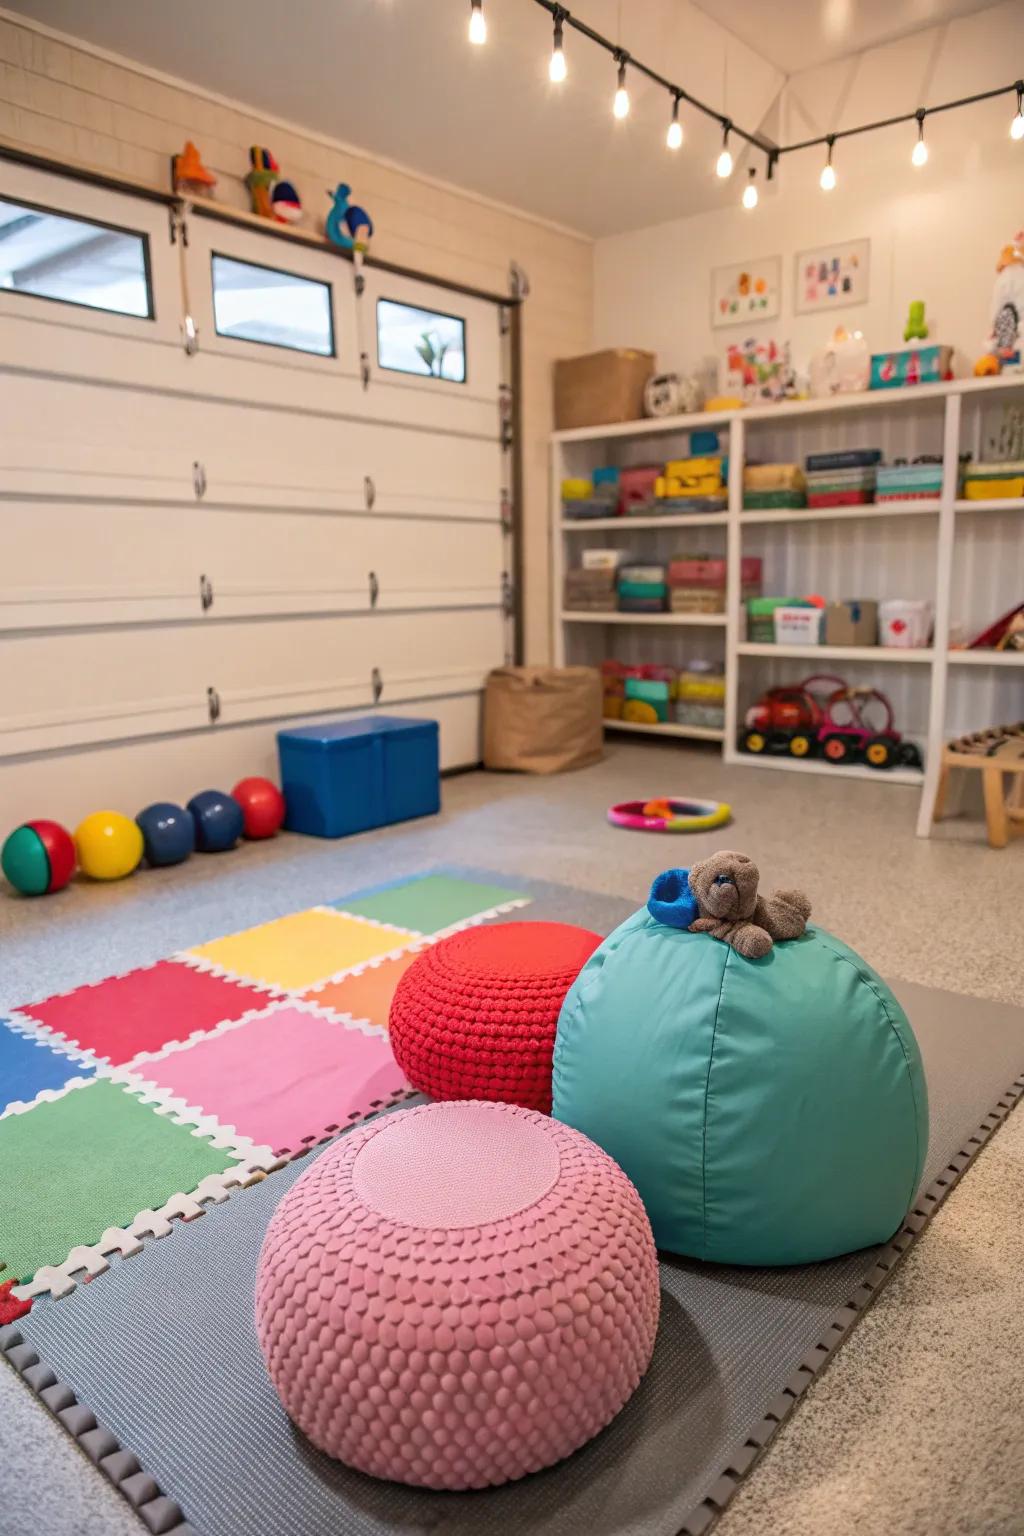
[17,961,268,1068]
[144,1004,411,1158]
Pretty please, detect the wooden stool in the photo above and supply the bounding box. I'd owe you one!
[933,723,1024,849]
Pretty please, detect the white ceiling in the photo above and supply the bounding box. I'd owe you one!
[4,0,1015,236]
[691,0,1001,74]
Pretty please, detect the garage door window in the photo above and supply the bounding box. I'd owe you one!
[211,253,335,357]
[377,298,466,383]
[0,195,152,318]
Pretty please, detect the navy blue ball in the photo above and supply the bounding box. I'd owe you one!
[136,802,195,867]
[187,789,244,853]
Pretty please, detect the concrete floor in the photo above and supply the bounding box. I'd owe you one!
[2,740,1023,1534]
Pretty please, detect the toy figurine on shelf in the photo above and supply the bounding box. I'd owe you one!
[326,183,374,253]
[903,300,929,341]
[246,146,279,218]
[975,230,1024,375]
[172,141,216,198]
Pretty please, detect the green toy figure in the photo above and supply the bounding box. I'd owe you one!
[904,300,929,341]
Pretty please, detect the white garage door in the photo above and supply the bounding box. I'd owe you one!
[0,159,516,825]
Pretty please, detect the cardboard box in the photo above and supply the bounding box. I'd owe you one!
[554,349,656,431]
[824,600,878,647]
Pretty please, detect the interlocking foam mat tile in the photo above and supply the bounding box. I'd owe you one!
[0,872,533,1299]
[329,873,530,934]
[0,1078,238,1285]
[133,1002,412,1159]
[14,962,270,1067]
[11,875,1024,1536]
[186,909,417,991]
[0,1020,95,1113]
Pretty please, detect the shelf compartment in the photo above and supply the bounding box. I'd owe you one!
[738,642,932,663]
[561,514,728,532]
[562,611,727,627]
[730,752,924,786]
[604,718,725,742]
[740,501,939,526]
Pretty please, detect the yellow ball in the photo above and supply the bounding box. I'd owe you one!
[74,810,144,881]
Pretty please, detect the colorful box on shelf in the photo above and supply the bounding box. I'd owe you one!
[676,661,726,730]
[743,488,808,510]
[618,465,661,515]
[746,596,794,643]
[869,345,952,390]
[879,599,933,648]
[654,458,723,499]
[744,464,806,492]
[581,548,626,571]
[875,463,943,501]
[961,461,1024,500]
[667,556,762,614]
[624,677,671,723]
[806,450,882,472]
[773,605,824,645]
[564,567,617,612]
[824,600,879,647]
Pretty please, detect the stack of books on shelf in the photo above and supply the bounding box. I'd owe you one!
[742,464,806,510]
[805,448,881,507]
[875,461,943,502]
[618,563,667,613]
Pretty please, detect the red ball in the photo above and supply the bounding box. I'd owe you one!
[27,819,76,892]
[231,777,286,840]
[389,921,602,1113]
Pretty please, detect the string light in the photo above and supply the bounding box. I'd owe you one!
[666,92,683,150]
[613,56,630,119]
[549,10,566,82]
[716,123,733,178]
[468,0,486,45]
[820,136,836,190]
[911,109,928,166]
[742,167,758,210]
[1011,83,1024,140]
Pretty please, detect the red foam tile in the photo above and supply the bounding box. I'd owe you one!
[18,961,266,1067]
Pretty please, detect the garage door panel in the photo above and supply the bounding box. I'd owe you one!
[2,609,504,756]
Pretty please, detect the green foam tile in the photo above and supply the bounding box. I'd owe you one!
[331,874,529,935]
[0,1077,235,1284]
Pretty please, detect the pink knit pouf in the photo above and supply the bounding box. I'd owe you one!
[255,1100,660,1489]
[388,921,603,1113]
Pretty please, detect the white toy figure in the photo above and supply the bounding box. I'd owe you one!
[975,231,1024,375]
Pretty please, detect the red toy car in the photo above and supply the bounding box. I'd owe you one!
[741,677,922,770]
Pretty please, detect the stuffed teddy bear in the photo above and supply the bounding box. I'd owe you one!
[648,851,810,960]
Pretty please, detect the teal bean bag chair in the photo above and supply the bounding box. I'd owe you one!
[553,874,928,1266]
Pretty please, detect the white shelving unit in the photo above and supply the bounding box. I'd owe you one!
[550,374,1024,836]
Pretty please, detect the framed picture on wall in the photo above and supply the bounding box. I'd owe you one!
[710,256,782,328]
[794,238,870,313]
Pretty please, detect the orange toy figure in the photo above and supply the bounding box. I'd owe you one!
[246,147,280,219]
[975,231,1024,376]
[172,141,216,198]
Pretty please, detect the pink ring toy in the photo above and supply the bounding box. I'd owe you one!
[607,797,732,832]
[255,1100,660,1489]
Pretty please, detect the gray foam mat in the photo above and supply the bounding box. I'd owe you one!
[15,878,1024,1536]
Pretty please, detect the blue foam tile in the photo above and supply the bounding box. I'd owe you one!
[0,1019,96,1113]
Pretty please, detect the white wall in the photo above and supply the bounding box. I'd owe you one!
[593,3,1024,389]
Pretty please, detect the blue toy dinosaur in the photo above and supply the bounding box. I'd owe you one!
[326,183,374,252]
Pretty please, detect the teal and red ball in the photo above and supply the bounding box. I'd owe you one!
[1,819,76,895]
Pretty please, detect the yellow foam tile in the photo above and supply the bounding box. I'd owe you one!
[187,909,417,992]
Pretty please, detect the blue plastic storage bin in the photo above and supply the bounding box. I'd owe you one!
[277,716,440,839]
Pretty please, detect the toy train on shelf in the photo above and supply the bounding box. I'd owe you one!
[739,676,923,771]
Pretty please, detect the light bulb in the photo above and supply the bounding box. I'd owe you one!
[1012,112,1024,141]
[716,147,733,178]
[911,137,928,167]
[468,0,486,46]
[742,170,758,210]
[549,16,566,82]
[820,163,837,190]
[667,96,683,149]
[613,60,629,119]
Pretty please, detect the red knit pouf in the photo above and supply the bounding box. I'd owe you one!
[389,921,602,1113]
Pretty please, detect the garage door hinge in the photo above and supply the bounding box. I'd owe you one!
[499,305,511,337]
[501,571,515,616]
[371,667,383,704]
[508,260,530,299]
[368,570,379,609]
[499,386,513,451]
[199,573,213,611]
[364,474,376,510]
[360,352,370,390]
[168,204,189,248]
[500,488,513,532]
[207,685,221,723]
[192,461,207,500]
